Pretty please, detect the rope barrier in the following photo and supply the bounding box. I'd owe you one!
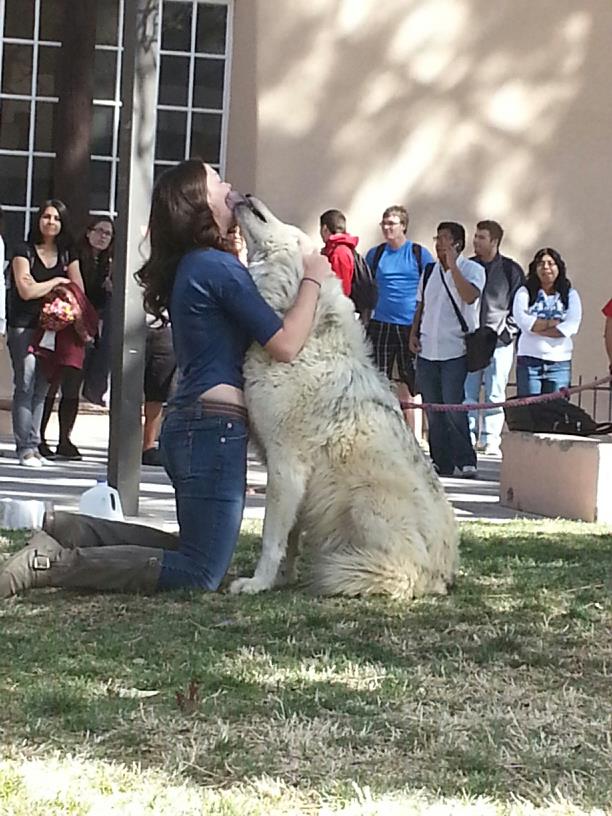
[400,374,612,413]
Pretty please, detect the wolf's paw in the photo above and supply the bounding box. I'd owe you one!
[229,576,272,595]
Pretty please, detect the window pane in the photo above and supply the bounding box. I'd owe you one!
[2,45,33,95]
[90,160,112,211]
[190,112,222,164]
[34,101,56,151]
[0,155,29,206]
[155,110,187,161]
[94,49,117,100]
[91,105,115,156]
[193,58,224,109]
[37,46,60,96]
[4,0,34,39]
[0,99,31,151]
[154,163,173,184]
[96,0,120,46]
[1,210,27,256]
[161,1,192,52]
[158,55,190,106]
[32,156,54,205]
[39,0,63,41]
[196,3,227,55]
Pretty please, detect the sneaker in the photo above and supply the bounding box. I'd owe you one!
[55,441,83,461]
[433,464,455,477]
[19,451,43,468]
[483,444,501,457]
[38,442,57,460]
[34,451,54,466]
[458,465,478,479]
[142,447,163,467]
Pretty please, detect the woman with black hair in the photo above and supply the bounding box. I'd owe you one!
[38,216,115,459]
[512,247,582,396]
[7,200,83,467]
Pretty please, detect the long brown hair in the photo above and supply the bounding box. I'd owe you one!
[135,160,228,320]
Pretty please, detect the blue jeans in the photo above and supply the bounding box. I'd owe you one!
[158,405,248,591]
[516,356,571,396]
[416,355,476,474]
[464,342,515,448]
[7,327,50,456]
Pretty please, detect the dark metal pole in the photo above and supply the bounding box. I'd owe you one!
[108,0,159,515]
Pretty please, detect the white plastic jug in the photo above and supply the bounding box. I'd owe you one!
[78,481,124,521]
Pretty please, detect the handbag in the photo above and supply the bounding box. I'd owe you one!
[437,269,497,372]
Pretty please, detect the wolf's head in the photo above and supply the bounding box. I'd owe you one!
[233,196,316,312]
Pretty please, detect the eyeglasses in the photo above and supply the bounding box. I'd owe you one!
[90,227,113,239]
[380,220,402,228]
[537,260,557,268]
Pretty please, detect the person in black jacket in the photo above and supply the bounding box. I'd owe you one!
[464,220,525,456]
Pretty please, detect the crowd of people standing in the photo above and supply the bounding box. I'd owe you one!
[320,206,586,478]
[0,201,176,467]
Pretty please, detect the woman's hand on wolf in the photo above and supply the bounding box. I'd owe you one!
[302,251,332,286]
[264,252,331,363]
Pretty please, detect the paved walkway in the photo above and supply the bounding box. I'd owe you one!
[0,412,537,530]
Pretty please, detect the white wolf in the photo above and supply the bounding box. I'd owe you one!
[229,197,458,598]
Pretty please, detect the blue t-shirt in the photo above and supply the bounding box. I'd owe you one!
[365,241,434,325]
[169,248,283,406]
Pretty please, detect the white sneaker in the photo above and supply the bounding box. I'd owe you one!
[458,465,478,479]
[34,452,54,466]
[483,444,501,457]
[19,452,43,468]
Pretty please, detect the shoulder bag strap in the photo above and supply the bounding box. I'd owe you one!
[438,267,469,334]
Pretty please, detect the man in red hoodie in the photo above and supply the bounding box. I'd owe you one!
[319,209,359,298]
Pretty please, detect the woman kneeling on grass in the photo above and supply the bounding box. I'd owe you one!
[0,159,331,599]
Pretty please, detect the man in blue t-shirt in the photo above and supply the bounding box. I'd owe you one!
[365,205,434,432]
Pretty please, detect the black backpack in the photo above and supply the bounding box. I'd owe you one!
[349,248,379,315]
[349,242,425,316]
[504,398,612,436]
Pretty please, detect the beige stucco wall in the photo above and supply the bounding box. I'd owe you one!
[227,0,612,387]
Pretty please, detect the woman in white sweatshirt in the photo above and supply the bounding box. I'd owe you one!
[512,247,582,396]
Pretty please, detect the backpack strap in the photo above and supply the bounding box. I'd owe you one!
[501,256,513,289]
[412,243,424,276]
[370,243,385,276]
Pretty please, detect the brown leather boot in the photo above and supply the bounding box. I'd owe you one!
[1,535,163,598]
[44,509,178,551]
[48,545,163,593]
[0,531,65,598]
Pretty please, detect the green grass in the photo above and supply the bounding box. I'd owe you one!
[0,519,611,815]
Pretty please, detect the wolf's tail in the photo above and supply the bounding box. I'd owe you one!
[306,543,452,599]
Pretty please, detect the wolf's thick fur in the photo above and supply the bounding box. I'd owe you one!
[230,198,459,598]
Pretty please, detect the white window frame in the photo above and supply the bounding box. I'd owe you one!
[0,0,233,236]
[154,0,233,176]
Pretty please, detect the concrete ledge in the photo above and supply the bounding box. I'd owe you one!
[500,431,612,522]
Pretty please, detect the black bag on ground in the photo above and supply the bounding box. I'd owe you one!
[504,397,612,436]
